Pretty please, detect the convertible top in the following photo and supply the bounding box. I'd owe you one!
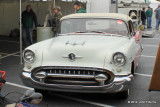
[61,13,132,22]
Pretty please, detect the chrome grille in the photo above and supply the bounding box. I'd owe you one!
[46,69,96,75]
[32,67,114,86]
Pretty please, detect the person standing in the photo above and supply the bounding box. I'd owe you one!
[74,1,86,13]
[141,8,147,28]
[156,5,160,30]
[154,5,159,12]
[22,4,37,47]
[146,6,153,28]
[52,6,63,36]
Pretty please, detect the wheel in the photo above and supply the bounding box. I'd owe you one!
[116,89,129,99]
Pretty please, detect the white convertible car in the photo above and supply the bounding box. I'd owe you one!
[21,13,142,98]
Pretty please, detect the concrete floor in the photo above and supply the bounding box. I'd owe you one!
[0,26,160,106]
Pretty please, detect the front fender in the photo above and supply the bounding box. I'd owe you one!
[104,42,132,75]
[23,39,54,72]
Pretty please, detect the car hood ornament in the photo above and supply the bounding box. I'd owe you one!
[68,53,76,61]
[63,53,83,61]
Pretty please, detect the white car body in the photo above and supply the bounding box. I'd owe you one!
[21,13,142,95]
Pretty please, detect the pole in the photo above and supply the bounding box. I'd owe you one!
[20,0,23,64]
[86,0,90,13]
[54,0,55,7]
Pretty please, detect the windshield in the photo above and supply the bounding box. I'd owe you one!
[60,18,129,36]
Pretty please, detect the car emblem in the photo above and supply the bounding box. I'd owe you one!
[62,53,83,61]
[68,53,76,61]
[66,41,86,46]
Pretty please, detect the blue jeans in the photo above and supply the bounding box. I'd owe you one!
[147,17,152,28]
[156,19,160,29]
[142,19,146,25]
[22,28,33,46]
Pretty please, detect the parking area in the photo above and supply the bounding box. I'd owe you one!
[0,29,160,107]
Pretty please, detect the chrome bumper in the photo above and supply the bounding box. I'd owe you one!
[21,72,133,93]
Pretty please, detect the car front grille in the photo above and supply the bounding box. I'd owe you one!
[31,67,114,86]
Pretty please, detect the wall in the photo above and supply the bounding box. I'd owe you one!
[0,0,75,36]
[87,0,117,13]
[88,0,110,13]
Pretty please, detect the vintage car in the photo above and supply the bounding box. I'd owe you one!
[21,13,142,98]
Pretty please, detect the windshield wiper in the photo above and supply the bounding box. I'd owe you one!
[70,31,106,34]
[61,31,87,35]
[91,31,107,34]
[60,30,110,36]
[74,31,87,33]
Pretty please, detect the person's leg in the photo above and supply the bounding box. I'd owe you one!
[158,19,160,30]
[54,31,56,37]
[144,19,146,28]
[148,17,151,28]
[148,17,152,28]
[150,17,152,27]
[22,28,27,47]
[144,19,146,25]
[29,28,33,45]
[156,19,159,29]
[142,20,145,25]
[147,17,149,28]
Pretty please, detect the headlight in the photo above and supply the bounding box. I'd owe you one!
[23,50,35,63]
[113,52,126,66]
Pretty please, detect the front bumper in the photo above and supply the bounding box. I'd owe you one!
[21,71,133,93]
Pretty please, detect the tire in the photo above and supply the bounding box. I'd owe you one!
[116,89,129,99]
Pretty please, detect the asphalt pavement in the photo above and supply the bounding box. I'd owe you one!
[0,24,160,107]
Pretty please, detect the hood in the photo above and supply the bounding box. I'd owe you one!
[42,35,130,68]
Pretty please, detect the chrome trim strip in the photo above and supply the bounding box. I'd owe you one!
[22,72,31,78]
[114,75,133,83]
[48,80,97,84]
[32,66,105,72]
[22,72,133,88]
[31,66,115,86]
[47,73,95,79]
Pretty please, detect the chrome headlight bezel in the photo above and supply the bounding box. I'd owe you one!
[23,50,35,63]
[112,52,126,67]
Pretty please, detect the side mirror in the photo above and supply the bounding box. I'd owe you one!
[30,93,43,104]
[19,90,35,102]
[24,90,35,97]
[30,93,43,100]
[19,90,43,105]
